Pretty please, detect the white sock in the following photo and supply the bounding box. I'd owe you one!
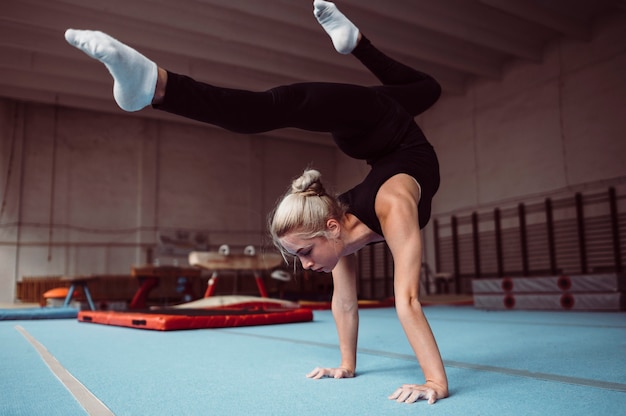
[64,29,157,112]
[313,0,359,54]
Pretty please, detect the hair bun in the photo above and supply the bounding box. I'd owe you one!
[291,169,325,196]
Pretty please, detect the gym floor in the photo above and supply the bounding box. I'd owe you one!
[2,305,625,415]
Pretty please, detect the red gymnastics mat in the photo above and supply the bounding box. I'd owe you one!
[78,297,313,331]
[78,307,313,331]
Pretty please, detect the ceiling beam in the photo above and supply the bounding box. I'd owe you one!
[2,0,367,84]
[54,0,343,67]
[52,0,498,81]
[2,0,471,94]
[479,0,591,41]
[339,0,545,62]
[198,0,506,78]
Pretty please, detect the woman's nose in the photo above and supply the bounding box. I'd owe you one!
[301,258,314,270]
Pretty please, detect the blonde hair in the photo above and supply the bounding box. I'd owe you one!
[269,169,346,252]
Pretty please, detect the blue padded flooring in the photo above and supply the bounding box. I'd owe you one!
[1,306,625,415]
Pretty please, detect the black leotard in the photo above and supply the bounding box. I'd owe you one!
[155,37,440,233]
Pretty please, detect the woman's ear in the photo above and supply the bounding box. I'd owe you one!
[326,218,340,237]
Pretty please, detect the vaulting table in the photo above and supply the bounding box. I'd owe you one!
[188,251,284,298]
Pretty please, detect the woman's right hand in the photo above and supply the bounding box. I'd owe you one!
[306,366,355,379]
[388,381,449,404]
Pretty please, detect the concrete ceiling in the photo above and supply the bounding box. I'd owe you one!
[1,0,623,144]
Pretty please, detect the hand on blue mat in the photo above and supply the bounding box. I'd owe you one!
[306,366,355,379]
[388,381,447,405]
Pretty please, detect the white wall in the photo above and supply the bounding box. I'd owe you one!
[428,13,626,216]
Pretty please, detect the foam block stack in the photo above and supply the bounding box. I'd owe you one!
[472,274,625,311]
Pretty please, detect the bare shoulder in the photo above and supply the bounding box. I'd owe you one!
[374,174,422,235]
[375,174,423,249]
[376,174,421,208]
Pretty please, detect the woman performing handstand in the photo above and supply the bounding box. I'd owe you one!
[65,0,448,405]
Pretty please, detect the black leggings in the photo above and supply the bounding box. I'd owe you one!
[155,37,441,160]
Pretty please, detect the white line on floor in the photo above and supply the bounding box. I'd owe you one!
[15,325,115,416]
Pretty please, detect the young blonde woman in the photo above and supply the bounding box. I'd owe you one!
[65,0,448,404]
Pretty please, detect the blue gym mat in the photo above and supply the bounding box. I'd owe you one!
[0,306,78,321]
[1,306,624,415]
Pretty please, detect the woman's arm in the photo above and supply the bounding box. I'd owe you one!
[306,253,359,379]
[376,174,448,404]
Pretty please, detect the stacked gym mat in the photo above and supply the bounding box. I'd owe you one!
[472,274,625,311]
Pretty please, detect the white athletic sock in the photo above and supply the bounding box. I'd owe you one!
[313,0,360,54]
[64,29,157,112]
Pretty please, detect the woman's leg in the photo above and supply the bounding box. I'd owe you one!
[65,29,390,137]
[352,37,442,116]
[157,72,390,136]
[313,0,441,116]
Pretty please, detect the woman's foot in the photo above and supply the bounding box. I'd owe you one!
[64,29,158,112]
[313,0,360,54]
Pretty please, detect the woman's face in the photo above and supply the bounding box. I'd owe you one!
[279,223,341,273]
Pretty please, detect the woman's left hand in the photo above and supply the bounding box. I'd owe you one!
[388,381,448,404]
